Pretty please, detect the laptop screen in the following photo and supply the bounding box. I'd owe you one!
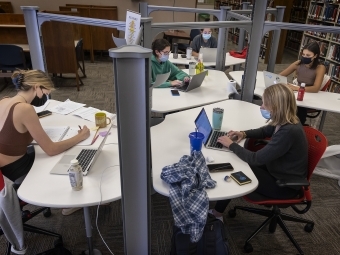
[194,108,212,145]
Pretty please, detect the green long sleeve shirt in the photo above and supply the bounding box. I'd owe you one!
[151,55,189,88]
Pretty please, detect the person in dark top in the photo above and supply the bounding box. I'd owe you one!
[190,27,217,57]
[209,83,308,222]
[279,41,326,125]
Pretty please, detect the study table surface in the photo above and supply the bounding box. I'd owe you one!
[151,100,268,200]
[169,53,246,67]
[152,69,234,114]
[229,71,340,114]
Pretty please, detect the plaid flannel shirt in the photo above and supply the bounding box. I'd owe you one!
[161,151,216,242]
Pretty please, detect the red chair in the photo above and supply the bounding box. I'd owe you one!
[228,126,328,255]
[0,170,64,254]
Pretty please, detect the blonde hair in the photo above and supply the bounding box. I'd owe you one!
[11,69,55,91]
[263,83,299,126]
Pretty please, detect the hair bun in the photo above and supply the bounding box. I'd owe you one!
[12,73,24,89]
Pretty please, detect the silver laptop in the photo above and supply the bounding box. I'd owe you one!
[50,124,112,176]
[263,71,287,88]
[177,71,207,92]
[194,108,230,152]
[199,48,217,62]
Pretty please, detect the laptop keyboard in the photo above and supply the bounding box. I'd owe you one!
[76,149,97,172]
[208,131,226,149]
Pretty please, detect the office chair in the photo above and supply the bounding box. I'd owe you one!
[0,44,29,92]
[177,29,201,53]
[75,38,86,78]
[228,126,328,255]
[0,170,65,254]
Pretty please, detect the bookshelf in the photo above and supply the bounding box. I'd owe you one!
[299,0,340,92]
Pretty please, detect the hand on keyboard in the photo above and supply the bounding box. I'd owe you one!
[227,130,244,143]
[217,135,234,148]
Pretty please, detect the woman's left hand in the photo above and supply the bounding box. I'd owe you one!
[286,83,299,91]
[217,135,234,148]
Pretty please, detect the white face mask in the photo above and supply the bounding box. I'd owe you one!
[202,34,211,40]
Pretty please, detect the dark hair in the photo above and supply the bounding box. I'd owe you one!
[151,39,171,56]
[299,41,321,69]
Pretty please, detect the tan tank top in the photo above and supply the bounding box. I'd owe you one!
[296,64,317,87]
[0,102,33,156]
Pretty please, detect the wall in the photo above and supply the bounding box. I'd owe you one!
[9,0,197,22]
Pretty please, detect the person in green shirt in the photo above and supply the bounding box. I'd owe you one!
[151,39,190,88]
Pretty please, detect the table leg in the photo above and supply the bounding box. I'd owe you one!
[83,207,102,255]
[318,111,327,132]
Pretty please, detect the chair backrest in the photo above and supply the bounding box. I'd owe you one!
[320,74,331,91]
[0,170,4,191]
[303,126,328,181]
[190,29,201,41]
[0,44,25,67]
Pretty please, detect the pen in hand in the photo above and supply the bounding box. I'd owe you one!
[78,125,82,130]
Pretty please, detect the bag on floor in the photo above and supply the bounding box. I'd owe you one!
[170,213,229,255]
[37,245,72,255]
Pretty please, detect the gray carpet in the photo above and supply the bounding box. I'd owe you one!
[1,51,340,255]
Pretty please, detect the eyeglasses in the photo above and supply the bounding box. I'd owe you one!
[161,50,171,55]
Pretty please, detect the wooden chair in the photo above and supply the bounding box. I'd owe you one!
[41,21,82,90]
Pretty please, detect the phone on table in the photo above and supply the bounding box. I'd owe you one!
[230,171,252,185]
[171,90,180,96]
[207,163,234,173]
[37,110,52,118]
[181,54,186,58]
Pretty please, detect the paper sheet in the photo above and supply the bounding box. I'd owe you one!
[33,100,50,113]
[73,107,116,123]
[152,71,171,88]
[49,99,86,115]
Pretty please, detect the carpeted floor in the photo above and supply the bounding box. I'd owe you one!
[1,50,340,255]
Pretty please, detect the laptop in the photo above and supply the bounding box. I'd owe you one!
[194,108,230,151]
[263,71,287,88]
[199,48,217,62]
[176,71,207,92]
[50,124,113,176]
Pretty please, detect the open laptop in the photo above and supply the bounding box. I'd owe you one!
[199,48,217,62]
[176,71,207,92]
[194,108,230,152]
[50,124,113,176]
[263,71,287,88]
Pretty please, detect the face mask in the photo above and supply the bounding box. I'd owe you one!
[300,56,313,65]
[202,34,211,40]
[260,108,271,120]
[159,53,169,62]
[31,93,48,107]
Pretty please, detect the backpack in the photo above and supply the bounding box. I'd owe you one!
[170,213,229,255]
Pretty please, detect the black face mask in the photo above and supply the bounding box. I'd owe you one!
[300,56,313,65]
[30,93,48,107]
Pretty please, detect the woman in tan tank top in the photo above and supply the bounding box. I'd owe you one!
[279,41,326,124]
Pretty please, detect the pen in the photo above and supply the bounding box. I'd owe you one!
[92,134,99,145]
[91,127,99,145]
[78,125,82,130]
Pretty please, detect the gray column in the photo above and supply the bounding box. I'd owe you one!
[142,18,153,48]
[21,6,45,71]
[235,2,250,71]
[139,2,148,17]
[215,6,229,71]
[109,45,152,255]
[266,6,285,72]
[240,1,267,102]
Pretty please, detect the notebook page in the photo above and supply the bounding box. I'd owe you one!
[32,126,69,143]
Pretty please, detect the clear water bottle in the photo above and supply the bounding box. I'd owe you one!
[173,43,178,59]
[68,159,83,191]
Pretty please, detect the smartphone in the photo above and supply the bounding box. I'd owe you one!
[207,163,234,173]
[171,90,180,96]
[37,110,52,118]
[230,171,252,185]
[181,54,186,58]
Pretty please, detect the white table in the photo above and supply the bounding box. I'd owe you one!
[229,71,340,130]
[169,53,246,67]
[17,100,120,255]
[151,100,268,200]
[152,69,236,114]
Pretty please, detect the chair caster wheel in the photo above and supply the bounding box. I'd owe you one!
[43,208,51,217]
[304,223,314,232]
[244,242,253,253]
[228,209,236,218]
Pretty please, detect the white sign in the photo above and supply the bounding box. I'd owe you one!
[125,10,141,45]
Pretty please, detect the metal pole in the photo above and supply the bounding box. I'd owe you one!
[240,1,267,102]
[266,6,285,72]
[142,18,153,48]
[83,207,101,255]
[21,6,45,71]
[109,45,152,255]
[139,2,148,17]
[216,6,229,71]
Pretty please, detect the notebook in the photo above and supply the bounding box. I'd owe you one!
[199,48,217,62]
[176,71,207,92]
[50,124,112,176]
[194,108,230,152]
[263,71,288,88]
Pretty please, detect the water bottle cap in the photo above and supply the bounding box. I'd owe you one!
[71,159,79,165]
[301,83,306,87]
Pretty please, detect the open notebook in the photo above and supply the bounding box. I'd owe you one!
[33,126,95,146]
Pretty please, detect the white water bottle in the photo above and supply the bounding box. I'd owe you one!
[68,159,83,191]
